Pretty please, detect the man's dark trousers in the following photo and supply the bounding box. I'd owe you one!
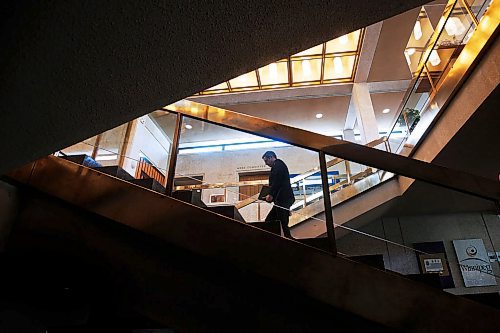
[266,204,292,238]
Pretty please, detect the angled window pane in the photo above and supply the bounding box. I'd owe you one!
[206,82,229,91]
[258,62,289,86]
[324,55,356,80]
[229,72,258,89]
[325,30,361,53]
[293,44,324,57]
[291,58,322,83]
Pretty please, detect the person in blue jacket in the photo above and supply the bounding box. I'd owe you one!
[262,151,295,239]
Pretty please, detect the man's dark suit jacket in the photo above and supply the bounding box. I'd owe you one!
[268,159,295,207]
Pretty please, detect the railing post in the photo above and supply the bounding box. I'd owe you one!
[91,134,102,160]
[165,113,183,196]
[319,151,337,255]
[118,121,136,168]
[345,160,352,184]
[302,182,307,208]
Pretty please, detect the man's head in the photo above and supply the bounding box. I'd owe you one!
[262,151,277,167]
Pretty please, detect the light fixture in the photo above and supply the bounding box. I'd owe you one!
[185,124,193,129]
[407,48,416,56]
[382,108,390,114]
[302,60,312,76]
[339,34,349,45]
[404,52,411,66]
[190,106,198,113]
[333,57,343,74]
[445,17,466,37]
[413,20,422,41]
[428,50,441,66]
[315,113,323,119]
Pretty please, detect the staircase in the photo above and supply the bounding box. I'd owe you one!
[4,154,500,332]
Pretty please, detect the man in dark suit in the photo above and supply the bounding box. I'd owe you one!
[262,151,295,239]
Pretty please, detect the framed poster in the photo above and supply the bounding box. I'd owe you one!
[210,194,225,203]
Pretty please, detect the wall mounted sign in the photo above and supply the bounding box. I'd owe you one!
[414,241,454,289]
[423,258,444,273]
[237,165,268,172]
[453,239,497,288]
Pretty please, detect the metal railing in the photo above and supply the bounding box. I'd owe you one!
[387,0,496,154]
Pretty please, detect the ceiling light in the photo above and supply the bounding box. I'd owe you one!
[407,48,416,56]
[185,124,193,129]
[413,20,422,41]
[382,108,390,114]
[428,50,441,66]
[190,106,198,113]
[333,57,343,74]
[339,34,349,45]
[445,17,466,37]
[316,113,323,119]
[302,60,312,76]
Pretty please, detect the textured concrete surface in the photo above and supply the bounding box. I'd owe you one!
[0,181,18,252]
[0,0,431,174]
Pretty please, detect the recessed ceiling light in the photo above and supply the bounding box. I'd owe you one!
[382,108,390,114]
[185,124,193,129]
[316,113,323,119]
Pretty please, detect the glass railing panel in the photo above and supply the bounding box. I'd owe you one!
[428,3,476,89]
[331,171,500,299]
[94,123,128,166]
[289,149,397,242]
[173,115,329,244]
[405,7,436,76]
[56,135,99,158]
[387,74,432,153]
[56,112,179,191]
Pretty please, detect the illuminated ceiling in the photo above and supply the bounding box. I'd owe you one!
[198,29,364,95]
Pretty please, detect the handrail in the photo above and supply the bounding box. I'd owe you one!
[175,179,268,191]
[164,101,499,202]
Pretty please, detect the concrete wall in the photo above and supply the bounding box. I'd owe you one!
[122,116,171,176]
[336,212,500,295]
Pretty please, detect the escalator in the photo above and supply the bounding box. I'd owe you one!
[3,141,499,332]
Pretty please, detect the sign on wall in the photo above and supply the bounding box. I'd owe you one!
[453,239,497,287]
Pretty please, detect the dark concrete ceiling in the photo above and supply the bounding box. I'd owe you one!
[0,0,431,174]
